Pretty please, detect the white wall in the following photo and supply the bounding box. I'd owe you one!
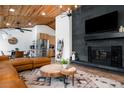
[55,14,72,60]
[0,28,34,55]
[33,25,55,39]
[0,25,55,55]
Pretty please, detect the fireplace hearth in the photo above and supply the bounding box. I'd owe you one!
[88,46,122,68]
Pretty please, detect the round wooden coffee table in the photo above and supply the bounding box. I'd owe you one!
[40,64,64,77]
[40,64,64,85]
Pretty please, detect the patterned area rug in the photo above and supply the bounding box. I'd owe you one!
[19,69,124,88]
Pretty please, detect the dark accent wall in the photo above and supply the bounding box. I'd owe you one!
[72,5,124,67]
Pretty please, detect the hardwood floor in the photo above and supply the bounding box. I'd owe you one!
[71,63,124,84]
[51,58,124,84]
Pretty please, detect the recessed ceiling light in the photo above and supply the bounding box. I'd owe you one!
[28,22,32,26]
[9,8,15,12]
[42,12,46,16]
[67,8,70,11]
[74,5,78,8]
[59,5,63,8]
[6,23,10,26]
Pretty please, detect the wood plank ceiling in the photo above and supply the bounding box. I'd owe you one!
[0,5,78,29]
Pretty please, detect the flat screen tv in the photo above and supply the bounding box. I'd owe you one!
[85,11,118,34]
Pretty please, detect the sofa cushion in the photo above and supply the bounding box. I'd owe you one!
[33,61,51,68]
[14,64,33,72]
[0,55,9,62]
[11,58,33,66]
[31,57,51,64]
[0,79,27,88]
[0,62,19,79]
[0,62,27,88]
[15,51,24,58]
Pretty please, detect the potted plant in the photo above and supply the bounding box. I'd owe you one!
[61,58,69,68]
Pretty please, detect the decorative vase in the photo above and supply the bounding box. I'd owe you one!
[119,26,123,32]
[62,64,68,69]
[72,53,75,61]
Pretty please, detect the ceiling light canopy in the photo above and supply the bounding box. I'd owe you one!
[42,12,46,16]
[9,8,15,12]
[74,5,78,8]
[59,5,63,8]
[6,23,10,26]
[67,8,71,11]
[28,22,32,26]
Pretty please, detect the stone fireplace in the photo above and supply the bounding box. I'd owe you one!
[88,46,122,68]
[72,5,124,71]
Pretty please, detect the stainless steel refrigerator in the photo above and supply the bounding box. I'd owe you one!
[36,39,48,57]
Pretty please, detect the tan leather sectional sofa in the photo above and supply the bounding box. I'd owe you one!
[0,55,51,88]
[0,62,27,88]
[10,57,51,71]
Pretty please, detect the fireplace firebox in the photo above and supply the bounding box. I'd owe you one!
[88,46,122,68]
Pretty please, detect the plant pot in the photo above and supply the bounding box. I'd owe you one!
[62,64,68,69]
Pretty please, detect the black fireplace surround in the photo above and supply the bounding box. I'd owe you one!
[88,46,122,68]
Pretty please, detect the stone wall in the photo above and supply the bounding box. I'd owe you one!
[72,5,124,68]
